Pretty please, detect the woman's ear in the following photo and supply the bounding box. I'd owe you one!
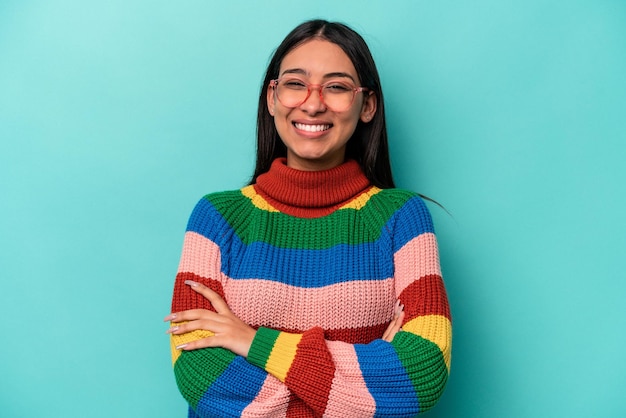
[267,86,275,116]
[360,91,377,123]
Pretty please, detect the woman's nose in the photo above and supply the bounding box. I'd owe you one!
[300,86,326,113]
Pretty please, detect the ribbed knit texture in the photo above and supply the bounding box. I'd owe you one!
[169,158,452,418]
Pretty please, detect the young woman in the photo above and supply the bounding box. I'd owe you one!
[165,20,452,417]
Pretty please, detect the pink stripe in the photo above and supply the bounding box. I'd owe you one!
[179,232,397,331]
[394,233,441,296]
[177,232,225,281]
[241,375,289,418]
[323,341,375,417]
[224,278,395,331]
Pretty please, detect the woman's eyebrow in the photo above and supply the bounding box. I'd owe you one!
[280,68,308,77]
[280,68,356,83]
[324,72,356,83]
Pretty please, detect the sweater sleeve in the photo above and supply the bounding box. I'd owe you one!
[169,197,293,417]
[245,195,452,417]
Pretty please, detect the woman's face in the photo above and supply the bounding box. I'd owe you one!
[267,39,377,171]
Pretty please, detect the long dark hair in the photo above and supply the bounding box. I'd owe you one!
[250,20,395,188]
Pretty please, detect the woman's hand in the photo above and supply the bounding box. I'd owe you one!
[382,300,405,342]
[164,280,257,358]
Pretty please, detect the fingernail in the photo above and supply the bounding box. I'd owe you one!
[166,326,179,334]
[184,280,200,287]
[176,344,188,350]
[163,313,177,322]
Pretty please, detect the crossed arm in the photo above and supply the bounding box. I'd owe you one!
[165,279,405,356]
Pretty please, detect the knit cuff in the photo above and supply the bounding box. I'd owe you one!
[247,327,280,369]
[247,327,304,382]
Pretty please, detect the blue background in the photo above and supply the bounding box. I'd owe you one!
[1,1,625,416]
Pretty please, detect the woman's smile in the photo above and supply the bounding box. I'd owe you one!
[293,122,332,133]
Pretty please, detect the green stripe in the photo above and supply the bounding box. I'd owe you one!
[393,332,449,412]
[205,189,415,249]
[247,327,281,369]
[173,348,236,408]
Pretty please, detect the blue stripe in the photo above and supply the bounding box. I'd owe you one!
[354,340,420,416]
[195,356,266,418]
[227,241,391,286]
[386,196,435,253]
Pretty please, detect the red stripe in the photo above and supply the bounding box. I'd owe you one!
[325,322,389,344]
[399,274,451,320]
[285,327,335,416]
[170,272,224,313]
[274,322,388,345]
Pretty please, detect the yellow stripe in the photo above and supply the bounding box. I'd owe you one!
[264,332,303,382]
[169,321,215,365]
[338,186,382,210]
[241,185,279,212]
[403,315,452,371]
[242,184,380,213]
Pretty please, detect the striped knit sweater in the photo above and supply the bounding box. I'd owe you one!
[169,158,451,417]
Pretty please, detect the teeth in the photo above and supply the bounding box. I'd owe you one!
[294,123,330,132]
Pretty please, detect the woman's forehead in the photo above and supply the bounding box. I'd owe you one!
[279,39,358,80]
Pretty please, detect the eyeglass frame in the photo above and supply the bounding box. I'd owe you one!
[269,77,370,112]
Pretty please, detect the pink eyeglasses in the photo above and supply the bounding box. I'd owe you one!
[270,77,369,112]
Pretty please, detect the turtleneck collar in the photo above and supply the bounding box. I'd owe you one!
[254,158,371,218]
